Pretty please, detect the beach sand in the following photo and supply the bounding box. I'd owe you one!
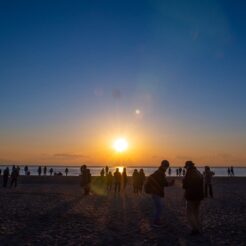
[0,177,245,246]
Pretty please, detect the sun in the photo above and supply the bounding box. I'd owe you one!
[113,138,128,152]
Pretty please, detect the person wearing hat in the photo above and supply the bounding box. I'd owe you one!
[144,160,175,226]
[183,161,204,235]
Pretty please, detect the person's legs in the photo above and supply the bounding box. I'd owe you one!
[152,194,162,224]
[186,201,201,233]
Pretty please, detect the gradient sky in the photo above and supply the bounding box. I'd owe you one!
[0,0,246,166]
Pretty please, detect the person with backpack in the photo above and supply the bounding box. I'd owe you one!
[183,161,204,235]
[144,160,175,226]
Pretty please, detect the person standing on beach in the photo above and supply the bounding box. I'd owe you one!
[183,161,204,235]
[3,167,10,187]
[38,166,42,176]
[49,168,53,176]
[44,166,47,175]
[230,166,234,176]
[114,168,121,193]
[80,165,91,195]
[144,160,175,226]
[227,167,231,176]
[10,167,19,188]
[138,169,146,193]
[132,169,139,194]
[65,168,69,176]
[122,167,128,191]
[105,166,109,175]
[24,166,28,175]
[203,166,214,198]
[168,167,171,176]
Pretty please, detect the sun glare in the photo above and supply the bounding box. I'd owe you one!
[113,138,128,152]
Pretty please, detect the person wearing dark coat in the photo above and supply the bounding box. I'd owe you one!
[144,160,174,226]
[183,161,204,235]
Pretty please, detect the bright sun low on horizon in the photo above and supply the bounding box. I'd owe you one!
[113,138,128,153]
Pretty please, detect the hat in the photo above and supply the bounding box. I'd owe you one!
[184,161,194,169]
[160,160,170,168]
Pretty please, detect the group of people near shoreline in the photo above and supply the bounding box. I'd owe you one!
[79,161,215,235]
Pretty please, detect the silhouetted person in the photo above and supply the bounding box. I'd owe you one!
[80,165,91,195]
[44,166,47,175]
[106,171,113,191]
[168,168,171,176]
[100,168,105,183]
[183,161,204,235]
[132,169,139,193]
[65,168,69,176]
[3,167,9,187]
[0,168,1,176]
[10,167,19,187]
[230,166,234,176]
[203,166,214,198]
[179,167,182,176]
[24,165,28,175]
[114,168,121,193]
[227,167,231,176]
[38,166,42,176]
[105,166,109,175]
[49,168,53,176]
[176,168,179,176]
[144,160,175,226]
[122,168,127,190]
[182,168,186,176]
[138,169,146,193]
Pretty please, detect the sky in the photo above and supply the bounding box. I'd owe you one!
[0,0,246,166]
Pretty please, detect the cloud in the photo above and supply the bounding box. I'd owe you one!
[53,153,88,160]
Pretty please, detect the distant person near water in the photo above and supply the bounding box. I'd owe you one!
[80,165,91,195]
[230,166,234,176]
[144,160,175,226]
[105,166,109,175]
[44,166,47,175]
[138,169,146,193]
[49,168,53,176]
[38,166,42,176]
[168,167,171,176]
[24,165,28,175]
[10,166,19,188]
[227,167,231,176]
[203,166,214,198]
[132,169,139,194]
[183,161,204,235]
[65,168,69,176]
[114,168,121,193]
[122,167,127,190]
[3,167,10,187]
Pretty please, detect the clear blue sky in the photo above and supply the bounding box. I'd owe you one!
[0,0,245,165]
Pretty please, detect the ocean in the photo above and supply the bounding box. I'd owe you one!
[0,165,246,177]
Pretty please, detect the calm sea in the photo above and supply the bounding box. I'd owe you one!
[0,165,246,177]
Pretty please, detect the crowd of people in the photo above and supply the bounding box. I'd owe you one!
[0,162,237,236]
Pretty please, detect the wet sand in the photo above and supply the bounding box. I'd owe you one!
[0,177,245,245]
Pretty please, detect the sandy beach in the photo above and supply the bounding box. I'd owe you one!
[0,177,245,246]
